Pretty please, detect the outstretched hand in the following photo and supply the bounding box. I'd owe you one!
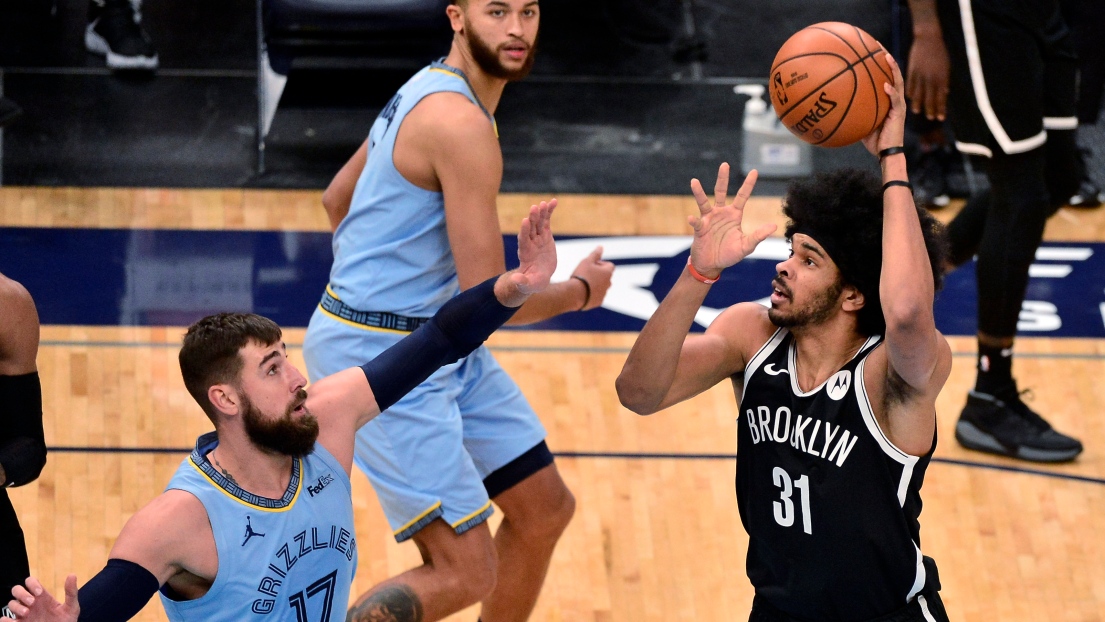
[688,164,776,276]
[862,53,908,157]
[511,199,558,295]
[2,575,79,622]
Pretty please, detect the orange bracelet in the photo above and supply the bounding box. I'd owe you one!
[687,257,721,284]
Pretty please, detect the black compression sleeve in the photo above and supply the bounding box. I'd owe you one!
[0,373,46,487]
[77,559,160,622]
[361,276,518,411]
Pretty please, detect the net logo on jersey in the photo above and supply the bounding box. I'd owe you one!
[826,370,851,401]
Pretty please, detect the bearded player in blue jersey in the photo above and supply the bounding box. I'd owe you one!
[2,202,558,622]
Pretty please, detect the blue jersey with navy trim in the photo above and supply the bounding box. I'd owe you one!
[159,432,356,622]
[326,60,496,317]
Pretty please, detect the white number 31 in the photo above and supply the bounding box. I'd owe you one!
[772,466,812,534]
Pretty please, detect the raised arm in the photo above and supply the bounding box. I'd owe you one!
[312,201,558,473]
[860,55,952,454]
[863,55,949,391]
[616,165,777,415]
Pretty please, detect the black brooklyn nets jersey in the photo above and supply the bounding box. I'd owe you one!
[736,328,937,620]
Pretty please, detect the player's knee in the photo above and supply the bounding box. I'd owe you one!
[513,479,576,542]
[417,520,498,602]
[441,535,497,604]
[546,486,576,537]
[462,553,498,602]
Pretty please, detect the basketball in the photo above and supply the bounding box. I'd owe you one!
[769,22,893,148]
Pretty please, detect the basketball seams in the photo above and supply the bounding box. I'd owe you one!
[811,70,858,146]
[809,25,867,61]
[771,23,892,147]
[771,52,854,120]
[851,25,882,135]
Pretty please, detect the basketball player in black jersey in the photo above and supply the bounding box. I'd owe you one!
[618,56,954,621]
[0,272,46,616]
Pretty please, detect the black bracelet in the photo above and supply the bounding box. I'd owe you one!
[571,275,591,311]
[878,146,906,159]
[882,180,913,192]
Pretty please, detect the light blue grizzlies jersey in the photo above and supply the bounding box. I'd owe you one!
[159,432,356,622]
[327,60,497,317]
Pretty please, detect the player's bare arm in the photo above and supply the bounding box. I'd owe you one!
[0,275,43,487]
[0,275,39,376]
[313,199,559,472]
[321,138,369,231]
[618,165,777,414]
[404,91,613,324]
[905,0,949,120]
[3,490,215,622]
[862,54,952,456]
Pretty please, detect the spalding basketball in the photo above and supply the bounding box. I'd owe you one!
[769,22,893,148]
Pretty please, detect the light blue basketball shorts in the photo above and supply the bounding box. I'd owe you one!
[303,306,547,542]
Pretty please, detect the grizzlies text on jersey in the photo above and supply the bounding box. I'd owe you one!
[159,433,357,622]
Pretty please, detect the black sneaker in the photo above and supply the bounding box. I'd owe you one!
[85,0,158,70]
[0,96,22,128]
[1068,178,1104,208]
[912,145,951,210]
[955,389,1083,462]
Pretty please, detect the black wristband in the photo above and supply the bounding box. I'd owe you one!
[571,275,591,311]
[879,146,906,158]
[882,180,914,192]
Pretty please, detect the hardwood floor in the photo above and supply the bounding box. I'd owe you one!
[2,187,1104,620]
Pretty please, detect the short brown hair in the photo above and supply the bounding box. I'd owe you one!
[179,313,282,421]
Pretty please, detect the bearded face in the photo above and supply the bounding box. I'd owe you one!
[768,274,844,329]
[464,15,538,81]
[240,387,319,457]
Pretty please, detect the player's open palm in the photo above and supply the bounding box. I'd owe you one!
[512,199,558,294]
[2,576,79,622]
[688,164,776,275]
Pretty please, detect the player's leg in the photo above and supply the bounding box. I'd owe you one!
[347,519,497,622]
[456,348,575,622]
[305,311,501,621]
[482,454,574,621]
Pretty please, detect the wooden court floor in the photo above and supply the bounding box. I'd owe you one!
[3,187,1105,621]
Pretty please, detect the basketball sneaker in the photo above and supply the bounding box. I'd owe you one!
[955,388,1083,462]
[1068,178,1104,208]
[85,0,158,71]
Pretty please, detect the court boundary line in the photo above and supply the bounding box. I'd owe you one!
[44,446,1105,486]
[37,340,1105,360]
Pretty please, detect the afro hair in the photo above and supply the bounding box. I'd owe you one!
[782,168,949,336]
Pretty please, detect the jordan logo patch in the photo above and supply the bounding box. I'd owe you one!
[242,515,266,546]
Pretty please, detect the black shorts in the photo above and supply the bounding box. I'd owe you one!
[937,0,1078,158]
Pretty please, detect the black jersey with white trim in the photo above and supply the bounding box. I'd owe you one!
[736,328,937,620]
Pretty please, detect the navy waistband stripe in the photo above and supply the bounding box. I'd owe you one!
[320,290,430,333]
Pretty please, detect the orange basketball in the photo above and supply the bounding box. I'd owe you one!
[769,22,893,148]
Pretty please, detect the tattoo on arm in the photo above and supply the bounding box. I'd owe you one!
[346,585,424,622]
